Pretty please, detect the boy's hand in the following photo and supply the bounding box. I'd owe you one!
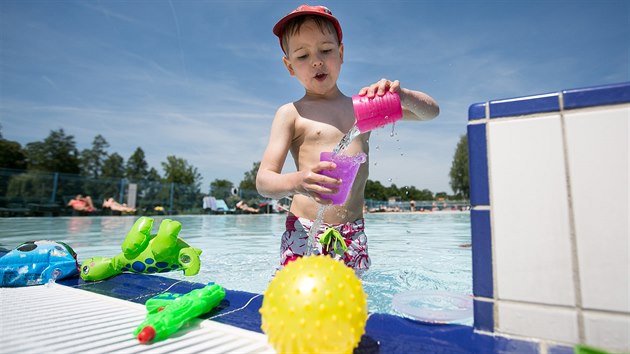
[358,78,401,98]
[297,161,341,204]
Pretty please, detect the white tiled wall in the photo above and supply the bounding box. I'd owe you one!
[486,104,630,352]
[488,115,575,306]
[564,106,629,314]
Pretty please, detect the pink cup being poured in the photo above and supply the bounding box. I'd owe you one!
[352,91,403,133]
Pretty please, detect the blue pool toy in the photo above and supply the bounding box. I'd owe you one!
[80,217,202,281]
[0,240,79,287]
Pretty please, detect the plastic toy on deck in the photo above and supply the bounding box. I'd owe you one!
[260,256,368,354]
[134,283,226,343]
[80,217,202,281]
[0,240,79,287]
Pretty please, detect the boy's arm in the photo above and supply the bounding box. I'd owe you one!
[358,79,439,121]
[256,104,340,203]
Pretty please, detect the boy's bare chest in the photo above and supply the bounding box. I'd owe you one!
[294,108,355,142]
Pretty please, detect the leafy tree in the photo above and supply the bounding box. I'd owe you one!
[210,179,234,199]
[0,138,27,170]
[98,152,126,200]
[364,179,387,200]
[398,186,434,201]
[161,155,202,211]
[79,134,109,178]
[126,147,149,182]
[138,167,164,211]
[147,167,161,182]
[239,162,260,200]
[162,155,201,186]
[101,153,125,179]
[449,135,469,199]
[24,129,80,174]
[435,191,449,200]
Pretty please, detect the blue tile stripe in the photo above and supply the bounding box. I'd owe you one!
[473,299,494,333]
[467,124,489,206]
[471,209,493,298]
[477,82,629,119]
[468,102,486,120]
[563,82,630,110]
[489,92,560,118]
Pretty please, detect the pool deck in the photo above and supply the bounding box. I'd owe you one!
[0,273,575,354]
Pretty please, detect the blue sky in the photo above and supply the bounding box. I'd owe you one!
[1,0,628,194]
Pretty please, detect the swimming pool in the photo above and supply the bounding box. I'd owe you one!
[0,212,471,319]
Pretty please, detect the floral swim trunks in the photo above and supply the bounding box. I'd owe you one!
[279,214,370,271]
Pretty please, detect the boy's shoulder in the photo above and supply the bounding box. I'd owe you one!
[276,101,298,115]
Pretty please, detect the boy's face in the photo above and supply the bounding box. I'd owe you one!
[282,19,344,96]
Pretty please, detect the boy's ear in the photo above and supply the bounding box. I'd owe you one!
[282,57,295,76]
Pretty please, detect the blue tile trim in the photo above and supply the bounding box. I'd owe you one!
[471,209,493,298]
[489,92,560,118]
[468,102,486,120]
[473,299,494,332]
[563,82,630,110]
[548,344,576,354]
[467,124,489,206]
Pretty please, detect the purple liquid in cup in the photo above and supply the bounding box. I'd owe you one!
[352,91,403,133]
[319,152,367,205]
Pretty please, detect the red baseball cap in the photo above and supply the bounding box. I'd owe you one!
[272,4,343,53]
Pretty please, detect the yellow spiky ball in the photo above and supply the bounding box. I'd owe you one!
[259,256,368,354]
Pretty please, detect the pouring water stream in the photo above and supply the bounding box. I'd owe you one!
[304,125,361,255]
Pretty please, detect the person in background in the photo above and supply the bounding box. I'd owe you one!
[102,197,136,214]
[67,194,96,213]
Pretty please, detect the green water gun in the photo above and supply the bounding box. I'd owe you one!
[134,283,226,343]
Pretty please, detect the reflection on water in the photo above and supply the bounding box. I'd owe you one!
[0,212,471,319]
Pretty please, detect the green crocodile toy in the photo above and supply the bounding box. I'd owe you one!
[80,217,202,281]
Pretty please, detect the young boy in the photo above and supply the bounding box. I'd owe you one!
[256,5,439,271]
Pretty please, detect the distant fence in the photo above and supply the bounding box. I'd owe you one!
[364,199,470,212]
[0,168,469,217]
[0,168,203,216]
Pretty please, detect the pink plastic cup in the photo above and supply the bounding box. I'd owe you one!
[352,91,403,133]
[319,152,367,205]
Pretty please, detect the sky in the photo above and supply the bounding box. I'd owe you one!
[1,0,628,194]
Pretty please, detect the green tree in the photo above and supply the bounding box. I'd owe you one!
[239,162,260,200]
[126,147,149,182]
[147,167,161,182]
[0,138,27,170]
[449,135,469,199]
[161,155,202,211]
[435,191,449,200]
[101,153,125,179]
[25,129,80,174]
[79,134,109,178]
[210,179,234,199]
[364,179,387,200]
[162,155,201,186]
[98,152,126,200]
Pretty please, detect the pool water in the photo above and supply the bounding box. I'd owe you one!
[0,212,471,319]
